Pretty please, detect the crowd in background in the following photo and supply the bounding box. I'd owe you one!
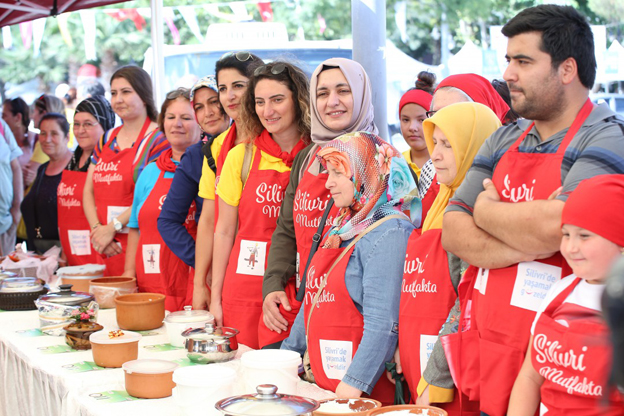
[1,4,624,416]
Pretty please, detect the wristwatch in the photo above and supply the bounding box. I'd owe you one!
[112,217,123,232]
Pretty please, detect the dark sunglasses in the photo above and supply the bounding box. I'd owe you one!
[426,110,437,118]
[253,63,288,77]
[220,51,253,62]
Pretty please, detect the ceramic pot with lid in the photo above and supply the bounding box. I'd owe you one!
[35,284,98,336]
[90,330,142,367]
[215,384,320,416]
[164,306,215,347]
[182,322,239,364]
[56,264,106,293]
[123,359,179,399]
[0,277,47,311]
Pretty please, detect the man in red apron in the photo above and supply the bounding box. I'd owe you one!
[441,5,624,416]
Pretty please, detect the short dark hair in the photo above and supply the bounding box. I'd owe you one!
[215,51,264,84]
[40,112,70,137]
[502,4,596,89]
[78,79,105,98]
[4,97,30,130]
[111,65,159,122]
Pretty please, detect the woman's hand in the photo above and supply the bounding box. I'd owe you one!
[91,223,116,254]
[386,347,402,384]
[416,385,430,405]
[193,284,211,311]
[336,381,363,398]
[209,301,223,327]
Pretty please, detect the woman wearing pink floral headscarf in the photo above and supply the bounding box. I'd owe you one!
[282,131,419,404]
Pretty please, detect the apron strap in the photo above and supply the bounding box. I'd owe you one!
[543,276,582,316]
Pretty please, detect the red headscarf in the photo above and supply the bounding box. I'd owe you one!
[435,74,510,123]
[399,89,433,114]
[562,174,624,247]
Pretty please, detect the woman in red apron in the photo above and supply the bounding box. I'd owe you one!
[398,103,501,415]
[508,174,624,415]
[122,88,200,312]
[399,72,439,223]
[261,58,378,348]
[282,131,418,404]
[58,96,115,266]
[193,52,264,310]
[210,61,310,349]
[83,66,167,276]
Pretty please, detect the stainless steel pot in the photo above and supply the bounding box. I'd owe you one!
[182,322,239,364]
[215,384,320,416]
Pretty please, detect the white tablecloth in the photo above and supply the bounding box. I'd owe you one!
[0,308,335,416]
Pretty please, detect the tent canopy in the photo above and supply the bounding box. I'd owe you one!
[0,0,127,27]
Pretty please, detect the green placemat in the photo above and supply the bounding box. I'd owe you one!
[16,328,44,337]
[38,345,78,354]
[89,390,142,403]
[63,361,105,373]
[143,343,184,352]
[173,357,200,367]
[135,330,160,337]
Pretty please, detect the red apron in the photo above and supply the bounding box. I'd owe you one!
[92,119,151,276]
[258,149,340,346]
[136,169,197,312]
[305,241,395,405]
[459,99,593,416]
[57,169,104,266]
[221,147,290,349]
[532,278,624,416]
[398,229,479,415]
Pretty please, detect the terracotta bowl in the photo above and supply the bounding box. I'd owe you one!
[368,405,448,416]
[115,292,166,330]
[90,330,141,368]
[123,359,179,399]
[89,277,137,309]
[314,398,381,415]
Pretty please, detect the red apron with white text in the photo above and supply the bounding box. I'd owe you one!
[532,278,624,416]
[93,123,146,276]
[466,99,593,416]
[398,229,479,415]
[222,148,290,349]
[306,242,395,405]
[58,170,104,266]
[136,169,197,312]
[258,149,340,346]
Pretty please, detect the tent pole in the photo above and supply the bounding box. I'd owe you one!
[150,0,165,108]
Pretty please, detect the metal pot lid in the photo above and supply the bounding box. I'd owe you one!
[38,284,94,305]
[0,277,44,293]
[215,384,319,416]
[181,322,239,340]
[0,271,19,279]
[165,305,214,324]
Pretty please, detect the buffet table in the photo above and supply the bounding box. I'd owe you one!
[0,308,335,416]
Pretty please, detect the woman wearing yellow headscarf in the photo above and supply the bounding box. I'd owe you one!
[396,102,501,415]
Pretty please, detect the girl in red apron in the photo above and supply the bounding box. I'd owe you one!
[288,131,418,404]
[210,61,310,349]
[83,66,167,277]
[193,52,264,311]
[261,58,378,347]
[398,72,439,223]
[123,88,200,312]
[398,103,501,415]
[59,96,115,266]
[508,174,624,415]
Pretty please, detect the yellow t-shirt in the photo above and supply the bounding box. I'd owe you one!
[198,129,229,200]
[216,142,291,207]
[30,141,50,164]
[402,149,421,179]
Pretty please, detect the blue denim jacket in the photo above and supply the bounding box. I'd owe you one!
[282,217,414,394]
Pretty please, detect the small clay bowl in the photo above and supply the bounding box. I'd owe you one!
[368,405,448,416]
[115,292,165,330]
[314,398,381,415]
[123,359,179,399]
[89,277,137,309]
[90,330,141,368]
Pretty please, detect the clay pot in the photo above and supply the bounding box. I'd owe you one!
[115,293,166,330]
[313,398,381,415]
[57,264,106,293]
[63,322,103,350]
[90,330,142,368]
[368,405,448,416]
[89,277,137,309]
[123,359,179,399]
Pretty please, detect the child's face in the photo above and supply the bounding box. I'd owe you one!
[561,224,623,283]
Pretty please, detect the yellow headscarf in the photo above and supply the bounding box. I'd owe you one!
[421,102,501,232]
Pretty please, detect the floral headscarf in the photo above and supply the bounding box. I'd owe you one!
[318,131,420,249]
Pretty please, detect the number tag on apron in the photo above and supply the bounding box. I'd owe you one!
[475,268,489,295]
[107,206,130,234]
[510,261,561,312]
[419,334,438,376]
[236,240,267,276]
[67,230,92,256]
[296,252,301,289]
[540,403,548,416]
[319,339,352,380]
[142,244,161,274]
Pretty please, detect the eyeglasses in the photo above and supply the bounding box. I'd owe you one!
[72,121,100,131]
[425,110,437,118]
[220,51,253,62]
[253,63,288,77]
